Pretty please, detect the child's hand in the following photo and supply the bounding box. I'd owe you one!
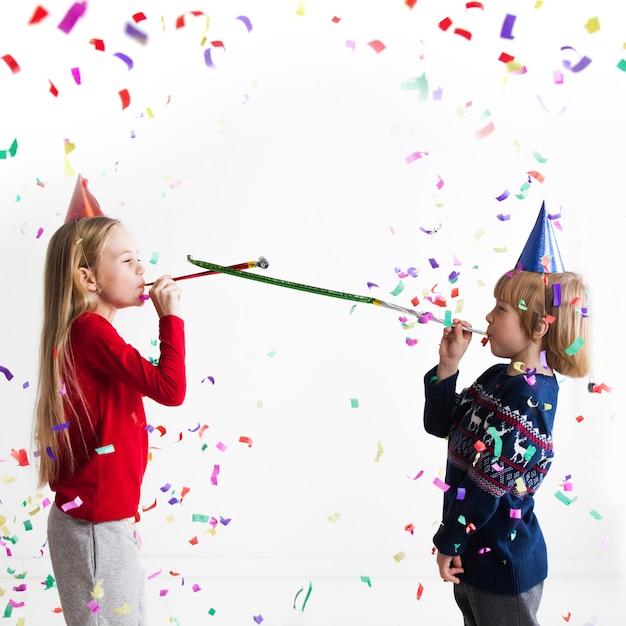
[437,550,464,583]
[149,275,182,318]
[436,318,473,381]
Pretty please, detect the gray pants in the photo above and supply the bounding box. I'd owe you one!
[454,581,543,626]
[47,503,146,625]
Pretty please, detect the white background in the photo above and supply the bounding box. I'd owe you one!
[0,0,624,621]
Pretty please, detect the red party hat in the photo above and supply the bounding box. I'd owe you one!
[63,174,104,223]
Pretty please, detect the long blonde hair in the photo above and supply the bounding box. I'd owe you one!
[493,270,590,378]
[35,216,120,486]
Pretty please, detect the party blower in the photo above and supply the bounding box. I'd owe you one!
[185,255,488,336]
[144,256,269,287]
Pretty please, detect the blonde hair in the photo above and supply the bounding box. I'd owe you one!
[34,216,120,487]
[493,270,590,378]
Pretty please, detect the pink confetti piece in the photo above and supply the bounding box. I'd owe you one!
[71,67,81,84]
[405,151,429,163]
[57,1,87,34]
[61,496,83,512]
[509,508,522,519]
[407,470,424,480]
[405,337,418,347]
[433,477,450,492]
[211,464,220,485]
[216,441,227,452]
[368,40,386,53]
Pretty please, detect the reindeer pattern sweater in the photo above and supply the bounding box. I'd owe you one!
[423,363,558,595]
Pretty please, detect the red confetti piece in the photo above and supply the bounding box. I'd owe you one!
[466,1,484,9]
[438,17,453,31]
[331,16,341,23]
[90,38,105,51]
[499,52,515,63]
[416,582,424,600]
[527,170,545,183]
[239,436,253,447]
[176,10,207,29]
[142,498,157,512]
[454,28,472,40]
[49,79,59,97]
[133,12,147,23]
[1,54,20,74]
[368,40,386,53]
[11,448,29,466]
[119,88,131,109]
[28,5,49,24]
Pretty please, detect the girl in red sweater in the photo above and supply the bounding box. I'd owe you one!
[35,216,186,625]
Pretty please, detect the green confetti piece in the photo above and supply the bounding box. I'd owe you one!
[208,608,216,616]
[150,251,159,265]
[454,543,461,553]
[554,491,578,506]
[444,310,452,327]
[457,514,467,525]
[350,398,359,408]
[487,426,502,459]
[390,280,405,296]
[95,444,115,455]
[360,575,372,587]
[293,580,313,611]
[267,350,277,358]
[523,444,536,460]
[532,149,548,163]
[618,58,626,72]
[565,337,585,356]
[192,514,210,523]
[23,520,33,531]
[589,509,603,520]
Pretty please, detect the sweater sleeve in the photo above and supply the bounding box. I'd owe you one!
[72,313,186,406]
[423,365,460,438]
[433,374,556,557]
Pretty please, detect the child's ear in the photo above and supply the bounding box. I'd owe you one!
[534,317,550,341]
[76,267,99,292]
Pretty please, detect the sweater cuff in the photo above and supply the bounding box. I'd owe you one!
[433,522,468,557]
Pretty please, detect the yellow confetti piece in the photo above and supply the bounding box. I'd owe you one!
[166,514,175,524]
[256,400,263,408]
[473,229,486,243]
[515,477,527,494]
[90,580,104,600]
[327,513,341,523]
[374,441,384,463]
[393,551,406,563]
[113,603,131,615]
[296,0,305,16]
[493,247,508,253]
[513,361,526,372]
[584,17,600,33]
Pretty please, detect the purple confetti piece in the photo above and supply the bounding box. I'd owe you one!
[561,46,592,72]
[407,267,419,277]
[236,15,253,32]
[495,189,510,201]
[553,284,562,306]
[125,22,148,44]
[428,258,439,269]
[0,365,14,381]
[112,52,134,70]
[496,213,511,221]
[57,1,87,34]
[366,282,379,289]
[253,615,264,624]
[204,48,216,68]
[500,13,516,39]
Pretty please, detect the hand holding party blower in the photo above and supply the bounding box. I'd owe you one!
[185,255,487,335]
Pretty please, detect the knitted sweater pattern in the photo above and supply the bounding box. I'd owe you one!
[424,363,558,595]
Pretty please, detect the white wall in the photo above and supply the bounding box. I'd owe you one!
[1,0,623,584]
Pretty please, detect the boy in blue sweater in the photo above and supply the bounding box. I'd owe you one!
[424,208,590,625]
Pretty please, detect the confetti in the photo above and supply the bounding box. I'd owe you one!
[57,1,87,34]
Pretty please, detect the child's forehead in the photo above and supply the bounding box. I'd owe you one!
[104,225,137,254]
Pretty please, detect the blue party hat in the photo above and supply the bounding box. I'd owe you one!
[517,201,565,273]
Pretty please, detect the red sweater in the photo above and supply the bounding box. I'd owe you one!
[50,312,186,522]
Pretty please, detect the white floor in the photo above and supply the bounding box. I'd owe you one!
[0,572,621,625]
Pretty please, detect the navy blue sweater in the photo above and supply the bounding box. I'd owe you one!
[424,363,558,594]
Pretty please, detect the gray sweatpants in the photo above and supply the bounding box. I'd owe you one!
[453,580,544,626]
[47,503,146,625]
